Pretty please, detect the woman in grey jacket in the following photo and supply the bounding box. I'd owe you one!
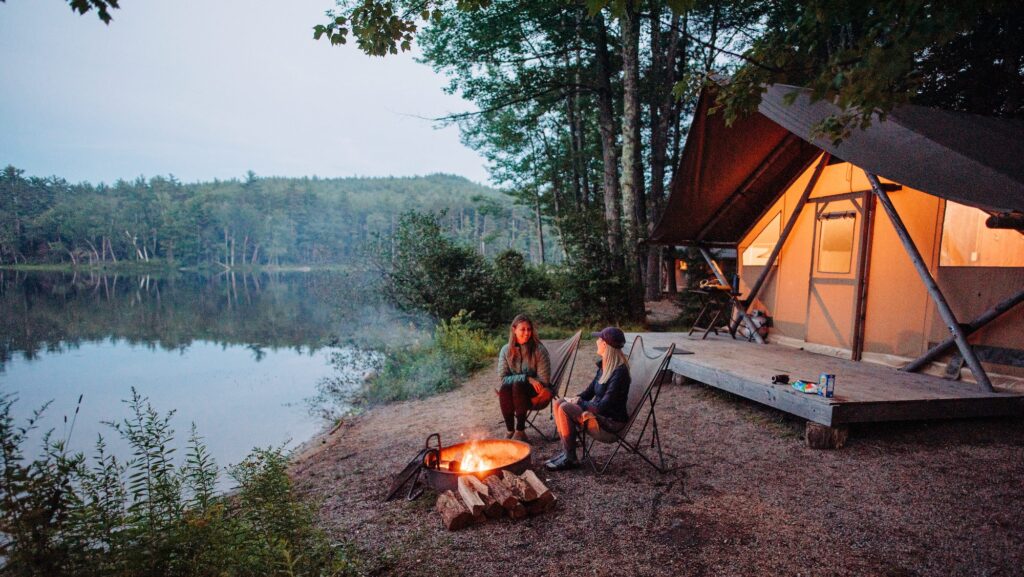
[496,314,551,442]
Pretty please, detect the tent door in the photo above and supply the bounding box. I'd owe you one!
[804,197,864,354]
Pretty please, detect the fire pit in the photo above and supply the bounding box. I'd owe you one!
[385,433,533,501]
[422,437,532,493]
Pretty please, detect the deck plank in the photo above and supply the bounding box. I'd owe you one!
[627,333,1024,426]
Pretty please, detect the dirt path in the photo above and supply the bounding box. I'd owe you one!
[293,339,1024,577]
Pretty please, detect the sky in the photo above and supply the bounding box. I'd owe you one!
[0,0,490,185]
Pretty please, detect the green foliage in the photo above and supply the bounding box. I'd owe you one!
[322,311,500,407]
[0,169,534,269]
[492,249,551,299]
[381,211,510,327]
[0,391,364,577]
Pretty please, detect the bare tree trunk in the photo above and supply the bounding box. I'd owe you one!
[619,3,645,318]
[593,13,623,269]
[534,192,546,265]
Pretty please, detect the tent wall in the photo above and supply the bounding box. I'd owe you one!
[737,157,1024,377]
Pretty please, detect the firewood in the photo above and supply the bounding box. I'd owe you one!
[483,474,518,510]
[519,469,553,505]
[464,474,489,496]
[508,502,527,519]
[457,476,485,517]
[435,490,473,531]
[525,493,558,516]
[500,470,538,502]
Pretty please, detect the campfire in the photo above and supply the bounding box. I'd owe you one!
[386,434,555,530]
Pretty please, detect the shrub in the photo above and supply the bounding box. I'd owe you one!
[380,211,510,327]
[0,391,364,577]
[493,250,551,299]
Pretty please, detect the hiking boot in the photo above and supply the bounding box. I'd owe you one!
[545,456,579,472]
[512,430,529,443]
[505,430,515,439]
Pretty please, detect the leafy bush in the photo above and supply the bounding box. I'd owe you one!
[380,211,510,327]
[318,311,501,408]
[492,250,551,299]
[0,391,364,577]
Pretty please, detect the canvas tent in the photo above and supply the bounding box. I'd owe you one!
[651,83,1024,390]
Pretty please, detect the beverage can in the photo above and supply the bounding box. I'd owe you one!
[818,373,836,398]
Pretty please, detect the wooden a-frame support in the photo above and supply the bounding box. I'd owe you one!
[865,172,994,392]
[698,247,766,344]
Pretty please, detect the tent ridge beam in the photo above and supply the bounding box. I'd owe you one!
[865,171,994,392]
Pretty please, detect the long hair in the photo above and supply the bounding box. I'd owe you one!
[506,313,540,364]
[598,344,628,384]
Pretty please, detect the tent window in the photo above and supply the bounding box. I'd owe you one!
[742,212,781,266]
[940,201,1024,267]
[817,212,855,273]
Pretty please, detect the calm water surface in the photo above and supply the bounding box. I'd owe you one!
[0,269,383,471]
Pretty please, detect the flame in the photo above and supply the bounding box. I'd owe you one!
[459,442,494,473]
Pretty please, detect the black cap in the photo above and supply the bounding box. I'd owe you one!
[591,327,626,349]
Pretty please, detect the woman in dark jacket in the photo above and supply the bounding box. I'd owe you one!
[496,314,551,442]
[545,327,630,471]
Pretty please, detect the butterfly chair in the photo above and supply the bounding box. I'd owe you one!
[524,331,582,441]
[579,336,675,474]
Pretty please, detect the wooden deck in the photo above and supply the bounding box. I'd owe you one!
[626,332,1024,427]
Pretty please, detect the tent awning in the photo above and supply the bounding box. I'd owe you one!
[650,84,1024,246]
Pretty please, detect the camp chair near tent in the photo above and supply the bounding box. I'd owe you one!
[578,336,676,474]
[522,331,582,441]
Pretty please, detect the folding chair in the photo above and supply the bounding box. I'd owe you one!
[580,336,675,474]
[523,331,582,441]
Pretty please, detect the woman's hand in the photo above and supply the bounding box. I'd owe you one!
[528,377,545,394]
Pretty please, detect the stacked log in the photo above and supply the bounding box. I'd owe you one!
[435,469,557,531]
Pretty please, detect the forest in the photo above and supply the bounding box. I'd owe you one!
[0,168,558,268]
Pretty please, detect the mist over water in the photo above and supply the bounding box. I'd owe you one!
[0,268,400,473]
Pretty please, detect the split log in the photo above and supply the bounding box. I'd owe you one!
[457,476,485,517]
[805,422,849,450]
[436,490,473,531]
[525,493,558,516]
[508,501,528,520]
[519,470,553,506]
[484,474,518,510]
[465,475,503,518]
[500,470,538,502]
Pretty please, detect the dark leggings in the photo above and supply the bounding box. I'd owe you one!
[498,381,539,431]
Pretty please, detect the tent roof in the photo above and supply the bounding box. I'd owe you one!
[650,84,1024,246]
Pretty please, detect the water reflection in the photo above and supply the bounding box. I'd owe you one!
[0,268,378,367]
[0,268,392,471]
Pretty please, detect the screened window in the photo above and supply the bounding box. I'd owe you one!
[940,201,1024,267]
[742,212,781,266]
[817,212,856,273]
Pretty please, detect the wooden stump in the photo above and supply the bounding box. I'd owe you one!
[805,422,849,450]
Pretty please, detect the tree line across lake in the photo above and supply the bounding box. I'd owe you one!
[0,167,560,268]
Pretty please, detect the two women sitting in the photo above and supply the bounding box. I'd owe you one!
[496,314,630,471]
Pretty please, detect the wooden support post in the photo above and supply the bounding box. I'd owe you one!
[699,248,765,344]
[805,422,849,450]
[851,188,876,361]
[866,172,993,392]
[903,287,1024,373]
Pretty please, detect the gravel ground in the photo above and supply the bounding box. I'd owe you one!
[292,339,1024,577]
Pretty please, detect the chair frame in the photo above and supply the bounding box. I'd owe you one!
[522,331,582,441]
[580,336,675,474]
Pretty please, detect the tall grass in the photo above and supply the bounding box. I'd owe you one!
[0,390,365,577]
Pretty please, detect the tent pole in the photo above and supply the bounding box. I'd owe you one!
[902,287,1024,373]
[699,247,765,344]
[865,172,994,392]
[739,153,830,318]
[851,188,877,361]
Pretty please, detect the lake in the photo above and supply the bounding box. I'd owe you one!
[0,268,393,476]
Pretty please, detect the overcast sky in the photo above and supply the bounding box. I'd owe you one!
[0,0,490,185]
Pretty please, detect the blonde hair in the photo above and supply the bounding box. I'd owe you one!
[598,343,628,384]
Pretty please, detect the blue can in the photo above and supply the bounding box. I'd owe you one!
[817,373,836,397]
